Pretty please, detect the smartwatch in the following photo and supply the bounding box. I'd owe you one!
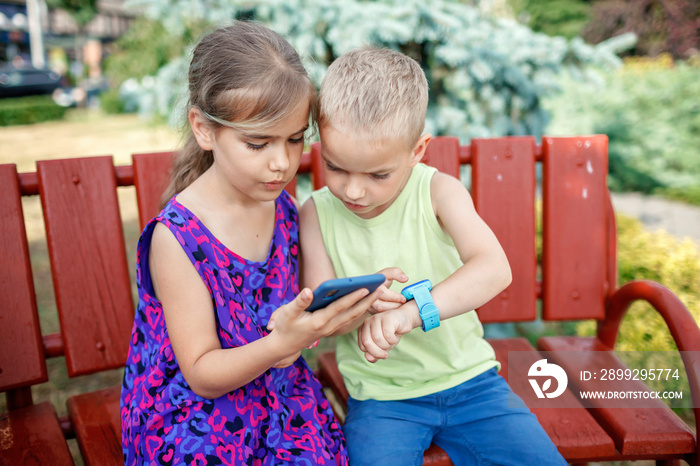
[401,279,440,332]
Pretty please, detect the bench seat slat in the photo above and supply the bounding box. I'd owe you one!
[538,336,696,457]
[37,157,134,377]
[67,385,122,466]
[0,164,47,393]
[489,338,616,460]
[0,402,73,465]
[472,137,538,323]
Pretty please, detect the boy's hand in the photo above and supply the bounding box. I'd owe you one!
[369,267,409,314]
[357,307,415,362]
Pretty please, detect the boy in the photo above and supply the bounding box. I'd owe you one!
[300,47,566,465]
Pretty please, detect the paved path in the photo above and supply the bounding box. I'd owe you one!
[611,192,700,247]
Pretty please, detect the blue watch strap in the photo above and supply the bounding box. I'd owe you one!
[401,279,440,332]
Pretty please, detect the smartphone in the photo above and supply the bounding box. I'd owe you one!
[306,274,385,312]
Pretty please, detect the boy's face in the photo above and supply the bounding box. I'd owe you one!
[319,124,429,219]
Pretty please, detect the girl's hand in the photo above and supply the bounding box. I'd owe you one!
[267,286,381,359]
[357,306,415,363]
[368,267,409,314]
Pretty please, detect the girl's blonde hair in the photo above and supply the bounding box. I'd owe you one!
[162,21,317,204]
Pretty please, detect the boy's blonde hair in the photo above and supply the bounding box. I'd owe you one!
[319,47,429,149]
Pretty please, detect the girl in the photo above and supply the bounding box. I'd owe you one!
[120,21,379,465]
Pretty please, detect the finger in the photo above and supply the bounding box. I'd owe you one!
[306,339,319,349]
[376,267,408,285]
[267,307,282,330]
[381,331,401,352]
[372,323,393,351]
[378,288,407,304]
[359,320,388,360]
[368,300,401,315]
[326,287,370,311]
[290,288,314,316]
[362,317,386,349]
[365,345,388,361]
[328,287,381,326]
[357,326,366,352]
[371,300,404,313]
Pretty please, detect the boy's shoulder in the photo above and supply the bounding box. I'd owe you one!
[412,162,437,184]
[301,186,332,218]
[428,167,468,198]
[306,186,331,208]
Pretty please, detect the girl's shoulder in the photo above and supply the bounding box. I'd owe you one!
[138,196,200,251]
[160,195,200,224]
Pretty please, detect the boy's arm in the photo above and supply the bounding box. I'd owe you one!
[429,171,512,319]
[358,172,511,362]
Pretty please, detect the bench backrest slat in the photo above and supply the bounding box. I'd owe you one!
[37,157,134,376]
[0,164,47,393]
[133,151,175,231]
[134,151,298,230]
[472,137,538,322]
[423,137,461,178]
[542,136,609,320]
[311,143,325,190]
[285,174,297,198]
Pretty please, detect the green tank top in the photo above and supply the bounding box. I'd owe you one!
[311,163,498,401]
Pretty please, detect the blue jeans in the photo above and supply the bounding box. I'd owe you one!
[343,368,567,466]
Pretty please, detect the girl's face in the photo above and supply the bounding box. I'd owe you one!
[319,124,429,219]
[191,103,310,203]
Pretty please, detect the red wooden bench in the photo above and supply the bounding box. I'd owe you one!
[1,135,698,465]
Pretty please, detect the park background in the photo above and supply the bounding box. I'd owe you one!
[1,1,699,464]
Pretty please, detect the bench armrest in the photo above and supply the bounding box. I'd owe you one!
[599,280,700,351]
[598,279,700,451]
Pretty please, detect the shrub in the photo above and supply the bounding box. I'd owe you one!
[545,57,700,197]
[575,214,700,352]
[0,95,68,126]
[582,0,699,59]
[654,186,700,207]
[511,0,592,39]
[103,17,204,87]
[121,0,628,136]
[99,88,125,114]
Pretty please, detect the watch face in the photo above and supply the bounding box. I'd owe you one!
[401,279,433,299]
[411,279,433,290]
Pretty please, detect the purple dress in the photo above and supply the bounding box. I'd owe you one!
[121,192,348,465]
